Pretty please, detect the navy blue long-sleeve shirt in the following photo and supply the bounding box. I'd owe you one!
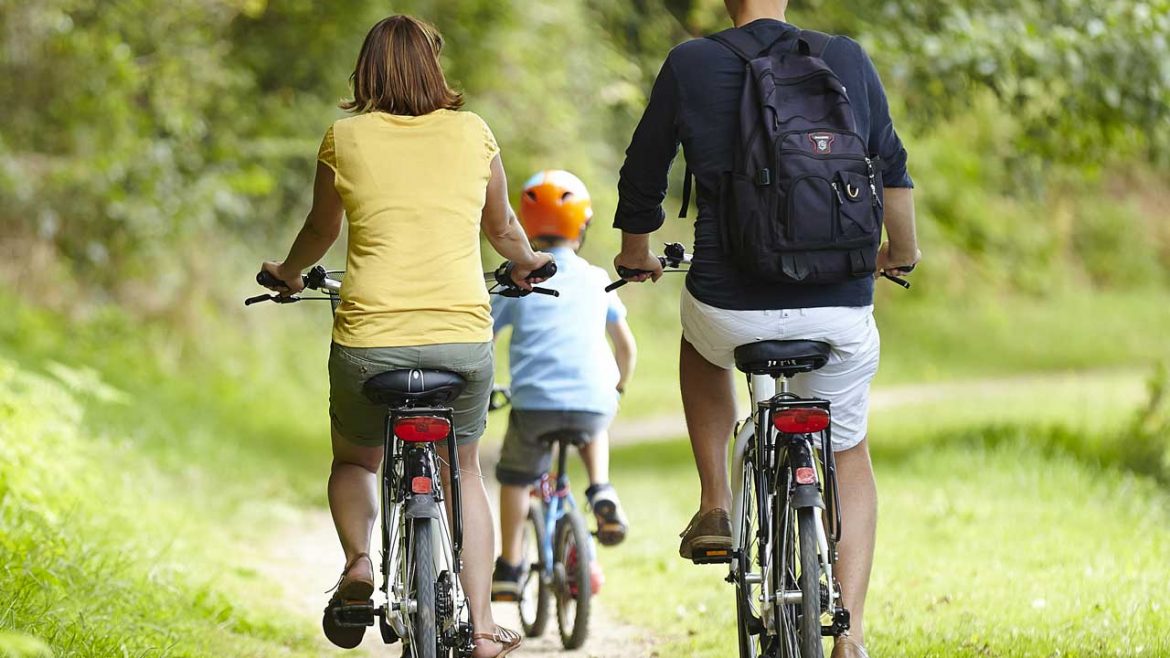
[614,19,913,310]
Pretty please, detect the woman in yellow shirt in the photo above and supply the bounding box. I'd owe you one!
[259,15,548,657]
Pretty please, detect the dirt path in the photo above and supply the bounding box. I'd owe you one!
[254,450,659,657]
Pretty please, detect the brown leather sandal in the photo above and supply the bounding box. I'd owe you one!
[332,552,375,601]
[471,625,522,657]
[321,553,375,649]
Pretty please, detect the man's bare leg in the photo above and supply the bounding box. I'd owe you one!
[680,337,738,514]
[831,438,878,654]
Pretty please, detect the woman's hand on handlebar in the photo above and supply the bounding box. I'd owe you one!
[613,248,664,285]
[260,261,305,296]
[509,252,555,291]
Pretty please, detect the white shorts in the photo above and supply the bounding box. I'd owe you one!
[680,288,880,452]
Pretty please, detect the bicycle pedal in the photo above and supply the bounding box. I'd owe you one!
[331,600,376,627]
[690,547,733,565]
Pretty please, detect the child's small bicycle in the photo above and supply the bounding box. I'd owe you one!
[488,388,598,650]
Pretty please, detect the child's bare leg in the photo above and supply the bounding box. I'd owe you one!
[578,429,611,485]
[498,483,531,566]
[580,429,628,546]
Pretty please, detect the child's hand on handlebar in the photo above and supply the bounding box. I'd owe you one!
[613,249,664,284]
[260,261,305,296]
[510,252,555,290]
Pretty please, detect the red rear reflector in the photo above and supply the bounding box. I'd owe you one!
[795,467,818,485]
[411,476,433,494]
[395,416,450,442]
[772,407,830,434]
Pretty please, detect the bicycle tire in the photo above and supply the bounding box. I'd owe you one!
[554,510,592,649]
[796,508,824,658]
[409,518,438,658]
[519,504,551,637]
[735,455,760,658]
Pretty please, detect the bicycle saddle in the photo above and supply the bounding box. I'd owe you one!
[362,369,467,407]
[733,340,832,378]
[537,429,593,447]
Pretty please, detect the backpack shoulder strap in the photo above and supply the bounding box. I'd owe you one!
[705,29,763,62]
[796,29,833,57]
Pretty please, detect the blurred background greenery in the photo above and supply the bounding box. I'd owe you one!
[1,1,1168,656]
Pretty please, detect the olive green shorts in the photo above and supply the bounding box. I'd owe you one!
[328,341,494,447]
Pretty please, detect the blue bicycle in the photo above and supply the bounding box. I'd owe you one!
[488,388,597,650]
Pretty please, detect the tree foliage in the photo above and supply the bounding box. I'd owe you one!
[0,0,1167,303]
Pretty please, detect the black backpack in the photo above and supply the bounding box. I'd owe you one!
[683,28,884,284]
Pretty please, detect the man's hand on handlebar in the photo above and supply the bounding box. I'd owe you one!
[613,248,664,285]
[509,252,555,291]
[260,261,305,296]
[876,243,921,278]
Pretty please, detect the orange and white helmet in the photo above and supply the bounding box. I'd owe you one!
[518,170,593,241]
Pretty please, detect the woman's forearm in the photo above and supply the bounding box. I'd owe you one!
[485,207,539,267]
[281,219,339,274]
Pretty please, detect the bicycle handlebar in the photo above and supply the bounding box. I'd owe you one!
[488,260,560,298]
[606,242,692,292]
[607,243,915,291]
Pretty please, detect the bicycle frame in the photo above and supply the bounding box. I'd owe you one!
[730,373,844,645]
[378,405,471,652]
[534,438,578,580]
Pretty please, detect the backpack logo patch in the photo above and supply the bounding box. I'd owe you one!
[809,133,835,154]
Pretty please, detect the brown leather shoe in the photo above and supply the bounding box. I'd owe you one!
[678,509,732,563]
[831,634,870,658]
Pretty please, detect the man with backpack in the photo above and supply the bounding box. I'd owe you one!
[612,1,920,656]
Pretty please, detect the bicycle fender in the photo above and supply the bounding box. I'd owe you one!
[404,495,442,520]
[789,484,825,509]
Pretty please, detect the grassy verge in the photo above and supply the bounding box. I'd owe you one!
[0,296,340,656]
[588,384,1170,657]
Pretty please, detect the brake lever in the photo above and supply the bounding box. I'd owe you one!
[880,272,911,289]
[243,294,304,306]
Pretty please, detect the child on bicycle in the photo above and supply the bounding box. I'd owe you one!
[490,170,636,601]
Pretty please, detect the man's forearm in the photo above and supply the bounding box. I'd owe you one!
[883,187,918,260]
[618,231,652,257]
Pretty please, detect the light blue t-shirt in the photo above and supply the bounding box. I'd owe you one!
[492,247,627,415]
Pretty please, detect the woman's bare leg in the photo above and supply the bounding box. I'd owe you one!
[328,428,382,584]
[438,441,508,656]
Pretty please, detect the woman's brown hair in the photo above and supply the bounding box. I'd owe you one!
[340,15,463,116]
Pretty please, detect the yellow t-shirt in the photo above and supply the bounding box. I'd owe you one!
[318,110,498,348]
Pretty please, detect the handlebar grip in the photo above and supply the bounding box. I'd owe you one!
[257,269,292,290]
[528,261,558,281]
[616,266,650,279]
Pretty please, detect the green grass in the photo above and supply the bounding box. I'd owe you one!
[0,293,348,656]
[586,379,1170,657]
[0,357,320,657]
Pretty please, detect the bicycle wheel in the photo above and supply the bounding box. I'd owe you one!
[407,518,438,658]
[796,508,824,658]
[519,504,550,637]
[554,511,591,649]
[735,453,762,658]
